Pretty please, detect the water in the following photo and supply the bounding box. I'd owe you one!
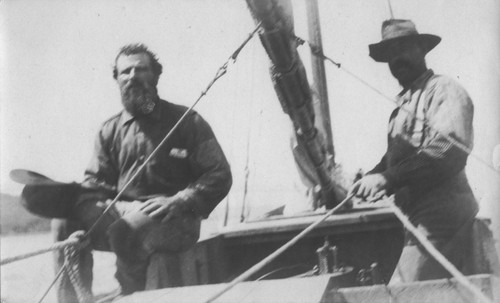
[1,233,117,303]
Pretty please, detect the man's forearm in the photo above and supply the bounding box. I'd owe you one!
[381,144,467,189]
[172,168,232,218]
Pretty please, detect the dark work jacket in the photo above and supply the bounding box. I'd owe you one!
[83,99,232,218]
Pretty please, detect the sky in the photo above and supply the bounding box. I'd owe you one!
[1,0,499,224]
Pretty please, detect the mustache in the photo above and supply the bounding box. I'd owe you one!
[125,80,147,91]
[392,59,413,71]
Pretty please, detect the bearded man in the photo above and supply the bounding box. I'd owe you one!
[51,43,232,301]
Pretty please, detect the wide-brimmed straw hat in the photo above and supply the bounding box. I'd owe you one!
[369,19,441,62]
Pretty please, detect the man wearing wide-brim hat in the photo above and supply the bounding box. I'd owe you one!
[350,19,481,282]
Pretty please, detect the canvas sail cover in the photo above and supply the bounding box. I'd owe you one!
[246,0,345,209]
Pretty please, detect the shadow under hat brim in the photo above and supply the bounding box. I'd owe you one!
[369,34,441,62]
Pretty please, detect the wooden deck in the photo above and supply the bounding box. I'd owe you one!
[220,207,397,240]
[116,274,497,303]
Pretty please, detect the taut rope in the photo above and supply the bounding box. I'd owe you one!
[1,236,80,266]
[205,193,354,303]
[389,202,493,303]
[0,22,261,267]
[84,21,262,238]
[296,36,500,175]
[1,22,262,303]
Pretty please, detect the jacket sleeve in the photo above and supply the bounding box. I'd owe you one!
[381,78,473,189]
[367,154,388,175]
[82,124,119,193]
[73,125,122,225]
[171,113,233,218]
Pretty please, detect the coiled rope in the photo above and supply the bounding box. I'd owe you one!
[2,18,496,303]
[0,21,262,303]
[34,231,93,303]
[61,231,94,303]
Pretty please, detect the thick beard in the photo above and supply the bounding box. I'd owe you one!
[121,82,157,117]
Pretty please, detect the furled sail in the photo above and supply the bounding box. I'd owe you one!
[245,0,345,208]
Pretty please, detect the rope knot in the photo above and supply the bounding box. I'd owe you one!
[68,230,91,250]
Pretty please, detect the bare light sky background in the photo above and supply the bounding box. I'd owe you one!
[1,0,499,223]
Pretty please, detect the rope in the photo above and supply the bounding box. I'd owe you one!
[0,236,80,266]
[240,96,254,223]
[389,202,493,303]
[302,37,493,302]
[35,231,92,303]
[296,34,494,302]
[84,21,262,238]
[36,264,66,303]
[387,0,395,19]
[205,193,354,303]
[0,21,262,302]
[62,231,94,303]
[296,37,500,176]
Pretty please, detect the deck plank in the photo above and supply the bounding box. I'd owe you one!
[221,208,397,238]
[116,274,497,303]
[116,275,332,303]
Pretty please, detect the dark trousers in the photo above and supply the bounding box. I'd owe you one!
[390,218,476,283]
[53,200,201,302]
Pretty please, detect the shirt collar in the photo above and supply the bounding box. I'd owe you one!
[120,99,163,126]
[398,69,435,98]
[120,109,135,125]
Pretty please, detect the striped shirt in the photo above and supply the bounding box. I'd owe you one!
[369,69,478,237]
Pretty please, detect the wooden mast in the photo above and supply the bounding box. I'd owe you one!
[245,0,341,208]
[305,0,335,160]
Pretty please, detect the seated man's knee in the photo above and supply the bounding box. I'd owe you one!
[108,218,133,252]
[142,214,201,253]
[108,211,201,258]
[107,216,147,262]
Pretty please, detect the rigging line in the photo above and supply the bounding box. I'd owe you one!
[389,202,494,303]
[1,236,80,266]
[31,21,262,302]
[224,40,241,228]
[297,37,500,175]
[387,0,395,19]
[37,264,66,303]
[205,193,355,303]
[240,40,258,223]
[1,22,262,302]
[341,63,498,175]
[240,93,253,223]
[85,21,262,237]
[1,24,261,287]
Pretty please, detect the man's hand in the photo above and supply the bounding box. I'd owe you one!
[139,196,187,223]
[349,173,389,202]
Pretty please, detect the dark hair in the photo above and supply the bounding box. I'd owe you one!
[112,43,163,80]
